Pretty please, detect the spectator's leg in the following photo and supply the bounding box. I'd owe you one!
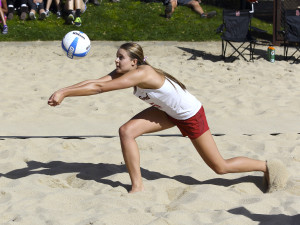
[65,0,75,24]
[1,0,8,14]
[45,0,53,16]
[0,8,7,25]
[165,0,177,19]
[80,0,86,13]
[7,0,15,20]
[74,0,82,26]
[187,0,204,15]
[65,0,74,11]
[187,0,216,18]
[29,9,36,20]
[1,8,8,34]
[38,2,46,20]
[170,0,177,13]
[20,0,29,20]
[55,0,62,18]
[74,0,81,13]
[28,0,37,20]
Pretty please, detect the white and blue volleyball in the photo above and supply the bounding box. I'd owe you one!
[62,31,91,59]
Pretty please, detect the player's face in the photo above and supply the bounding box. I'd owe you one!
[115,48,137,73]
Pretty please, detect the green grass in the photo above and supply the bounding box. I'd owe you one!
[0,0,273,41]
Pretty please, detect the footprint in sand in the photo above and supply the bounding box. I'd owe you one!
[48,140,95,152]
[0,150,12,159]
[167,187,189,202]
[38,177,69,189]
[66,174,89,189]
[62,112,77,117]
[0,191,12,203]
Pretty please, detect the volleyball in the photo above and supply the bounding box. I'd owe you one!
[62,31,91,59]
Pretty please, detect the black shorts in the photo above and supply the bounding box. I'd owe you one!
[28,1,44,11]
[177,0,193,5]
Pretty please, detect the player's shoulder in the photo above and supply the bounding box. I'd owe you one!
[137,65,156,73]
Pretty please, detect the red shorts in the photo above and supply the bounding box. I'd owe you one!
[167,106,209,139]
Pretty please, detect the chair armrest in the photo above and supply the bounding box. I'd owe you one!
[250,26,267,33]
[216,24,224,33]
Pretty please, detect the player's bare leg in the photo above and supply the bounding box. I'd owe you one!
[191,130,267,174]
[119,107,175,193]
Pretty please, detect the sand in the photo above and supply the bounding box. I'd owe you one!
[0,41,299,224]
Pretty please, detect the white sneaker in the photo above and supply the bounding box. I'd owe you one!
[56,11,62,18]
[45,9,50,17]
[29,12,36,20]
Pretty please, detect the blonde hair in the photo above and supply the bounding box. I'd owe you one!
[119,42,186,90]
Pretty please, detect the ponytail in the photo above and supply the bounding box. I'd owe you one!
[152,67,186,90]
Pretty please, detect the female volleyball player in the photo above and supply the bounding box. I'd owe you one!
[48,42,281,193]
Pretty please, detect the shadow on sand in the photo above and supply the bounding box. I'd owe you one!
[1,160,266,192]
[177,46,222,62]
[228,207,300,225]
[177,44,291,63]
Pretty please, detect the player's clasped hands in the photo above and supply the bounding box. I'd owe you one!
[48,91,64,106]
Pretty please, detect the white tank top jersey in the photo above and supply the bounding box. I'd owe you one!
[134,78,202,120]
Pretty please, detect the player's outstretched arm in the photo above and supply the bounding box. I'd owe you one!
[47,80,109,106]
[48,67,147,107]
[59,70,119,92]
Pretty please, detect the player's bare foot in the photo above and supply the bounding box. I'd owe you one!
[129,185,144,193]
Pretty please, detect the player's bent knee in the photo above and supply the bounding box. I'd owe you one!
[119,125,129,139]
[119,124,136,140]
[212,165,227,175]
